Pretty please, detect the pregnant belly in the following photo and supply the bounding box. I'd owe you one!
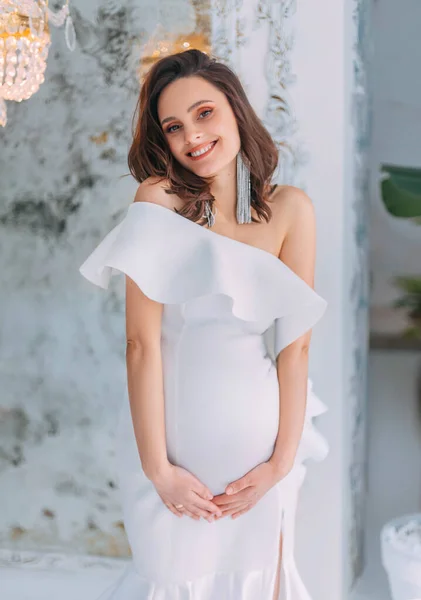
[163,337,280,493]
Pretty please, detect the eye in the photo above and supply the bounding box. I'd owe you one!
[166,124,180,134]
[165,108,213,134]
[199,108,212,119]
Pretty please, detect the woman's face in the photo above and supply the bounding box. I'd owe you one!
[157,75,241,178]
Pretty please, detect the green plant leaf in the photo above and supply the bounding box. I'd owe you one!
[392,276,421,314]
[402,325,421,340]
[393,275,421,294]
[381,164,421,218]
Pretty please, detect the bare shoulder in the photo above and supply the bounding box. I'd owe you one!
[133,176,174,208]
[270,184,315,233]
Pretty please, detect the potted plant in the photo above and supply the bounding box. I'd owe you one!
[381,514,421,600]
[379,164,421,599]
[392,276,421,339]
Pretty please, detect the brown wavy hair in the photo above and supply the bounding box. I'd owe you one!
[128,49,280,225]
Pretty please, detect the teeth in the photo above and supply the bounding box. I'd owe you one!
[190,142,215,157]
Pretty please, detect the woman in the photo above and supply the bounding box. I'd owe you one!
[79,49,328,600]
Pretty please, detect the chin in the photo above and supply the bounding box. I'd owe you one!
[194,166,218,178]
[192,157,229,179]
[181,162,216,179]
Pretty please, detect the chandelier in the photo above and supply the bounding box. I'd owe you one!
[0,0,75,127]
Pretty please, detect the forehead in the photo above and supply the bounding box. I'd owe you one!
[157,76,225,118]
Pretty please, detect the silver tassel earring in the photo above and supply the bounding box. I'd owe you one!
[203,150,251,227]
[236,150,252,224]
[204,200,217,228]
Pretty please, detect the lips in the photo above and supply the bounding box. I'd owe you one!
[186,140,218,157]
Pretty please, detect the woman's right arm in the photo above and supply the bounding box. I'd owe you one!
[125,273,168,481]
[125,272,223,524]
[123,183,223,523]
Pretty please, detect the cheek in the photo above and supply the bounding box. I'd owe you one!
[214,113,240,148]
[211,114,227,137]
[166,137,184,159]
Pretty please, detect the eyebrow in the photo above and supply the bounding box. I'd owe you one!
[160,99,214,126]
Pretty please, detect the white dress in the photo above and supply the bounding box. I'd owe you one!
[79,200,329,600]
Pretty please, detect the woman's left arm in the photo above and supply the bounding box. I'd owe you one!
[212,188,318,520]
[269,187,317,477]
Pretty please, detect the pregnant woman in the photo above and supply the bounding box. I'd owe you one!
[79,49,329,600]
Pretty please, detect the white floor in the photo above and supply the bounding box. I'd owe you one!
[0,548,389,600]
[2,350,420,600]
[0,551,127,600]
[1,569,112,600]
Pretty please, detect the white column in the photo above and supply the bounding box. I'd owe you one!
[289,2,348,597]
[291,1,371,598]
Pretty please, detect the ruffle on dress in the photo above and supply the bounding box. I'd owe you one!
[79,201,327,358]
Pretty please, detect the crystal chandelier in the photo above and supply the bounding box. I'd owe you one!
[0,0,75,127]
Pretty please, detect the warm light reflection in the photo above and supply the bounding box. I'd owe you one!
[139,30,211,81]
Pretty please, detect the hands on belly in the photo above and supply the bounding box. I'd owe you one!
[150,459,291,522]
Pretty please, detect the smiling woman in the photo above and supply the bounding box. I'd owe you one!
[159,91,226,169]
[128,49,279,225]
[79,48,329,600]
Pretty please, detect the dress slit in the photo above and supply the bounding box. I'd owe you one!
[274,466,313,600]
[272,509,284,600]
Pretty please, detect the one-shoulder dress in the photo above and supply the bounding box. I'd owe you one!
[79,200,329,600]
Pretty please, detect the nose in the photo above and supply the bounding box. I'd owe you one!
[184,123,203,147]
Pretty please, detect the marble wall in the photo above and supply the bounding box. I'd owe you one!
[0,0,184,555]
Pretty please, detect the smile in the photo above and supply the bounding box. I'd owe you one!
[187,140,218,160]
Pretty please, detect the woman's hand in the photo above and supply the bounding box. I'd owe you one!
[151,463,223,523]
[212,459,292,520]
